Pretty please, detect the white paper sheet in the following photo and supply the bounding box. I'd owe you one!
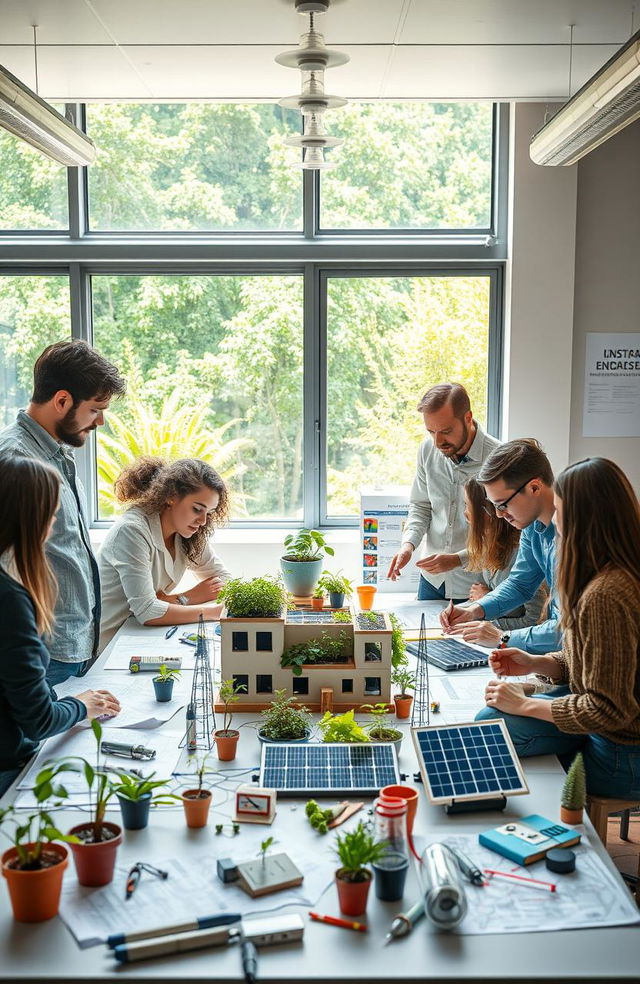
[102,617,219,672]
[53,672,189,730]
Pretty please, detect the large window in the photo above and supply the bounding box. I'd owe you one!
[0,110,69,230]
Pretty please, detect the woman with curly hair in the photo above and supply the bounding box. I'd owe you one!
[99,457,231,650]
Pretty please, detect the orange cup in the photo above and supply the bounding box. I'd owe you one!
[356,585,376,610]
[380,784,419,835]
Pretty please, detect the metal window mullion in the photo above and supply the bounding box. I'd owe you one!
[68,262,97,518]
[303,263,321,528]
[65,104,88,239]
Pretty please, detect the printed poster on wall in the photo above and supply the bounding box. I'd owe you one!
[582,332,640,438]
[360,487,420,594]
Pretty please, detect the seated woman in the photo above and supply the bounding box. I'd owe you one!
[464,477,547,638]
[0,456,120,797]
[99,457,231,650]
[476,457,640,798]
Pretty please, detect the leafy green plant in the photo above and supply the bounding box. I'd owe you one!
[218,678,247,733]
[388,611,409,668]
[319,709,370,744]
[391,666,415,697]
[332,611,352,624]
[259,836,276,862]
[561,751,586,810]
[317,570,353,598]
[110,771,178,806]
[153,662,182,683]
[186,752,213,798]
[0,764,80,870]
[359,610,378,624]
[218,576,287,618]
[312,585,325,600]
[361,703,402,742]
[282,529,335,562]
[304,799,336,835]
[64,719,116,842]
[334,821,388,882]
[259,689,311,741]
[281,630,349,676]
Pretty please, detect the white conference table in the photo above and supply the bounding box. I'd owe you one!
[1,599,639,983]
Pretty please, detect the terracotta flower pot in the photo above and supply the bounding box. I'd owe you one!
[394,694,413,719]
[181,789,212,828]
[214,729,240,762]
[311,596,325,611]
[2,843,68,923]
[67,821,122,887]
[335,869,372,916]
[560,805,584,825]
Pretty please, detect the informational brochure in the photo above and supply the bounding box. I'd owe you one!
[360,486,419,594]
[582,332,640,437]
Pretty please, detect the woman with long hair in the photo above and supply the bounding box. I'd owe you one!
[0,455,120,797]
[464,477,546,631]
[99,457,231,650]
[476,457,640,797]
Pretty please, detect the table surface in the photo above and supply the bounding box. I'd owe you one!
[1,597,638,983]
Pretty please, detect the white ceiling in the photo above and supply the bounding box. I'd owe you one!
[0,0,636,100]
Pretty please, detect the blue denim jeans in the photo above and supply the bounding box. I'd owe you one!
[417,576,466,605]
[476,697,640,799]
[46,658,90,688]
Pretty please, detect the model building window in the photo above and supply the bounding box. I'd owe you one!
[233,673,249,693]
[256,674,273,694]
[232,631,249,652]
[341,679,354,693]
[292,677,309,695]
[364,676,381,696]
[256,631,273,652]
[364,642,382,662]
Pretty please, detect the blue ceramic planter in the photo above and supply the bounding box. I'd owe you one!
[117,792,152,831]
[329,592,345,608]
[280,557,323,597]
[153,678,174,702]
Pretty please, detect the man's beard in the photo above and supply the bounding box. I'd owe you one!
[54,407,96,447]
[438,419,469,458]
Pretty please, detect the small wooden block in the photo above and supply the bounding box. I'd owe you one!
[320,687,334,714]
[236,853,303,898]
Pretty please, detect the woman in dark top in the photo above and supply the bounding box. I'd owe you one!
[0,455,120,797]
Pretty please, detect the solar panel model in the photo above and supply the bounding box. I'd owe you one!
[405,637,488,671]
[259,742,400,796]
[412,720,529,813]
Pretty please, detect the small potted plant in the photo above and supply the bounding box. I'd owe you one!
[333,821,389,916]
[560,751,586,824]
[111,771,177,831]
[181,754,213,828]
[258,689,312,744]
[64,720,123,887]
[280,528,335,597]
[0,764,79,922]
[218,576,288,619]
[318,570,353,609]
[152,663,181,702]
[318,709,370,744]
[391,667,415,719]
[311,585,325,611]
[214,678,246,761]
[362,703,403,755]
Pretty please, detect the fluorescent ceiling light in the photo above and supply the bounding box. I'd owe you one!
[530,29,640,166]
[0,63,96,166]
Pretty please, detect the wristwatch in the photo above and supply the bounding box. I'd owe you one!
[176,594,189,606]
[500,631,511,646]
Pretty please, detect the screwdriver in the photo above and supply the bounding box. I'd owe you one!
[383,898,425,945]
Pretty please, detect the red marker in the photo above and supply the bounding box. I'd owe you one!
[483,869,556,893]
[309,912,368,932]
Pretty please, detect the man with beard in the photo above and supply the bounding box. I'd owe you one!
[387,382,501,603]
[0,341,126,684]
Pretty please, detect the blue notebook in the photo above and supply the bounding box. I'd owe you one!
[479,814,581,866]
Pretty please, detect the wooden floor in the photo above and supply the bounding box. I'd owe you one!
[607,812,640,904]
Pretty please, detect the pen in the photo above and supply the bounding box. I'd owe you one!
[483,869,556,892]
[383,898,425,944]
[241,939,258,984]
[108,913,242,948]
[165,625,178,639]
[309,912,367,932]
[101,741,156,760]
[445,845,485,886]
[113,925,240,963]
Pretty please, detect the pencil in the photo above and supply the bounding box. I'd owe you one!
[309,912,368,932]
[483,869,556,892]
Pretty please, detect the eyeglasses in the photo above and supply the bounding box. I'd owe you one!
[483,479,532,517]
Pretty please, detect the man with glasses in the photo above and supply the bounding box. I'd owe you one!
[441,438,560,653]
[387,382,501,603]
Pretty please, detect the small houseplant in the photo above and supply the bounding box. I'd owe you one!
[311,585,325,611]
[318,570,353,609]
[214,678,246,761]
[111,771,177,831]
[560,751,586,824]
[218,576,287,619]
[333,821,388,915]
[391,667,415,719]
[362,703,403,753]
[258,690,312,743]
[152,662,181,702]
[280,529,335,597]
[319,709,370,744]
[0,763,79,922]
[181,754,213,828]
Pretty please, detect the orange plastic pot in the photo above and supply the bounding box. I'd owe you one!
[394,694,413,719]
[560,806,583,825]
[380,784,419,836]
[181,789,212,828]
[67,821,122,887]
[2,843,68,923]
[311,596,324,611]
[356,585,376,611]
[335,869,372,916]
[214,729,240,762]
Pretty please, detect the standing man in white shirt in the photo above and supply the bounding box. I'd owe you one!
[387,383,501,602]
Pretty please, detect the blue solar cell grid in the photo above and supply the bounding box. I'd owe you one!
[413,721,528,804]
[260,742,399,795]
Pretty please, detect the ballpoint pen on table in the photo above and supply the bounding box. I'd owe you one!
[125,862,169,900]
[309,912,367,933]
[165,625,178,639]
[483,869,556,892]
[383,898,425,944]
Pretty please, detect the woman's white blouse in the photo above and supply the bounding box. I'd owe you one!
[98,506,230,651]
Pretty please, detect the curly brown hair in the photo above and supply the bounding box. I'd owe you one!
[465,477,521,576]
[114,457,229,564]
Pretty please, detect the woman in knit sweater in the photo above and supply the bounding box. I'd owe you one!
[475,457,640,798]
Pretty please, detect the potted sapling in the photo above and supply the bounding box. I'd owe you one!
[181,753,213,829]
[0,763,79,922]
[280,528,334,597]
[152,662,181,702]
[311,585,325,611]
[214,678,246,762]
[333,821,388,916]
[362,703,403,755]
[391,667,416,719]
[111,772,177,831]
[560,751,586,824]
[318,570,353,609]
[258,689,312,744]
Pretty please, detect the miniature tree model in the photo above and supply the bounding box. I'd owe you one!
[560,751,586,823]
